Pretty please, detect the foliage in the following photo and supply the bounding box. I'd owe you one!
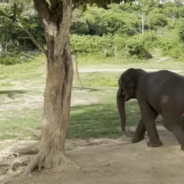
[0,55,28,65]
[0,1,44,53]
[70,34,113,57]
[72,5,141,36]
[1,0,184,63]
[137,0,160,14]
[0,52,38,65]
[159,35,184,59]
[124,36,152,59]
[148,13,168,29]
[70,30,159,59]
[178,20,184,42]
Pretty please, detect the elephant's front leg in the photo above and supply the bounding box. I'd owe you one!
[132,119,146,143]
[138,100,162,147]
[132,112,158,143]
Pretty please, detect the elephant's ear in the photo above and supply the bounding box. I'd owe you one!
[122,76,135,88]
[122,76,131,83]
[118,77,124,89]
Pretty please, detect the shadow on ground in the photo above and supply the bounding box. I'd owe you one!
[68,100,163,139]
[0,90,26,99]
[68,101,141,139]
[72,87,101,92]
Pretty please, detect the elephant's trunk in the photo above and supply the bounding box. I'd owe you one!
[116,88,126,131]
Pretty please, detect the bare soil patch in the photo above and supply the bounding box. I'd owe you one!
[1,126,184,184]
[0,88,99,112]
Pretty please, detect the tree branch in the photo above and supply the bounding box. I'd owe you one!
[0,9,46,54]
[54,0,73,58]
[17,21,47,54]
[50,0,60,9]
[72,1,84,10]
[0,9,11,19]
[33,0,50,28]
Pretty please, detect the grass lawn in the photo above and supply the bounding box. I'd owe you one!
[0,86,143,140]
[0,53,182,141]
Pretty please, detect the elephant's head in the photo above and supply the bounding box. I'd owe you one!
[116,68,146,131]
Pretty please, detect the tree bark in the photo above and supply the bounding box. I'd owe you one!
[28,0,73,169]
[38,41,73,168]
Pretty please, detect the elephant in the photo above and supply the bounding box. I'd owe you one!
[117,68,184,150]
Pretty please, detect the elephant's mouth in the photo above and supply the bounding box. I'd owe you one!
[125,95,130,102]
[123,91,131,102]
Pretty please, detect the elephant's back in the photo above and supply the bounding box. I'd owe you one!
[157,73,184,114]
[143,70,184,114]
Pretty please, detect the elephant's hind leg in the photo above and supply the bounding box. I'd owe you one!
[132,119,146,143]
[138,100,162,147]
[163,114,184,150]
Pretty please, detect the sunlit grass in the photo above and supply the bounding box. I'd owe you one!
[0,53,181,140]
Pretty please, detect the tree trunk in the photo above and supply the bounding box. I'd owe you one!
[38,41,73,168]
[20,0,74,171]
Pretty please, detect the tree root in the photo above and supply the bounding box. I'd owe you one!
[6,151,91,182]
[9,155,32,172]
[60,153,81,169]
[11,141,40,155]
[19,152,81,177]
[20,156,38,177]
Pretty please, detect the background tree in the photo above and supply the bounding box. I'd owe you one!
[0,0,45,53]
[1,0,184,62]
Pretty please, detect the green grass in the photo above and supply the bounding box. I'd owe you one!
[77,73,120,87]
[0,108,42,140]
[78,49,184,70]
[0,98,141,140]
[0,54,46,81]
[0,87,163,140]
[69,100,141,138]
[0,53,180,141]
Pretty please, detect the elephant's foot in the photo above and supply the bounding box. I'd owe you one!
[132,135,144,143]
[147,139,163,147]
[181,145,184,151]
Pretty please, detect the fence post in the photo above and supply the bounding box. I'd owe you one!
[104,48,107,57]
[115,46,117,60]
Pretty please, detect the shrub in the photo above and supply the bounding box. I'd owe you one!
[70,34,114,57]
[70,33,155,59]
[0,52,33,65]
[148,13,168,29]
[178,21,184,42]
[159,36,184,59]
[136,31,158,49]
[124,36,152,59]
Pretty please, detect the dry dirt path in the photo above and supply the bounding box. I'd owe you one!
[1,126,184,184]
[78,68,182,73]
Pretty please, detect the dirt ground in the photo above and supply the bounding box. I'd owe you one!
[1,126,184,184]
